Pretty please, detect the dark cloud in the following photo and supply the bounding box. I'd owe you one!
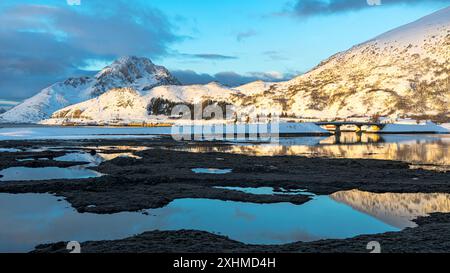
[171,70,216,84]
[179,53,238,60]
[291,0,449,16]
[0,100,18,113]
[0,2,179,101]
[236,30,257,42]
[171,70,295,87]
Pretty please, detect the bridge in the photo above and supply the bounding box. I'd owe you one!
[315,121,385,133]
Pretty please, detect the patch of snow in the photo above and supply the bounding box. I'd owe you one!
[381,121,449,133]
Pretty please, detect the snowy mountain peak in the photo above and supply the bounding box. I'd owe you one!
[371,6,450,45]
[92,56,180,97]
[0,56,180,123]
[97,56,153,79]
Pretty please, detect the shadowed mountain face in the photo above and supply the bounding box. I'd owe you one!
[0,56,180,123]
[331,190,450,228]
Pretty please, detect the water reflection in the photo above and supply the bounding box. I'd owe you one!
[55,153,104,166]
[80,146,150,152]
[181,134,450,167]
[55,151,142,166]
[0,166,102,181]
[192,168,232,174]
[331,190,450,228]
[0,146,146,181]
[214,186,314,196]
[0,148,22,152]
[0,192,397,252]
[2,189,450,252]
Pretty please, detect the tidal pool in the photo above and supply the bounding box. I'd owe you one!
[55,152,104,166]
[3,190,450,252]
[54,151,141,166]
[192,168,232,174]
[214,186,315,196]
[0,166,102,181]
[0,148,22,152]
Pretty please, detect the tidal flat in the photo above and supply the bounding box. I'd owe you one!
[0,134,449,253]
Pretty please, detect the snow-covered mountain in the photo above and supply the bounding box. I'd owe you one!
[7,7,450,125]
[43,82,242,124]
[0,56,180,123]
[239,7,449,120]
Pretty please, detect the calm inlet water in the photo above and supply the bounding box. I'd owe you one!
[0,147,146,182]
[214,186,315,196]
[182,133,450,168]
[1,190,450,252]
[0,166,102,181]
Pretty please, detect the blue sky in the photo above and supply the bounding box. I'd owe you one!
[0,0,449,105]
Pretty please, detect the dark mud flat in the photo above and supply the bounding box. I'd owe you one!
[1,138,449,213]
[34,213,450,253]
[1,137,450,252]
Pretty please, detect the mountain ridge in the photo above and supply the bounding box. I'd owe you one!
[0,56,180,123]
[251,6,449,120]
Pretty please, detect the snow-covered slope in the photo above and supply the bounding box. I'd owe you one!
[45,88,149,124]
[0,56,179,123]
[43,83,242,124]
[145,82,240,104]
[237,7,450,120]
[233,81,275,96]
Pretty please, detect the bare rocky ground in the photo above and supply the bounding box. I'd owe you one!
[1,137,450,253]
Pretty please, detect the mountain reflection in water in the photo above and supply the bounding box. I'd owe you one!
[331,190,450,228]
[181,134,450,167]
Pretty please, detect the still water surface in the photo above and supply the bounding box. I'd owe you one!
[181,133,450,168]
[2,189,450,252]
